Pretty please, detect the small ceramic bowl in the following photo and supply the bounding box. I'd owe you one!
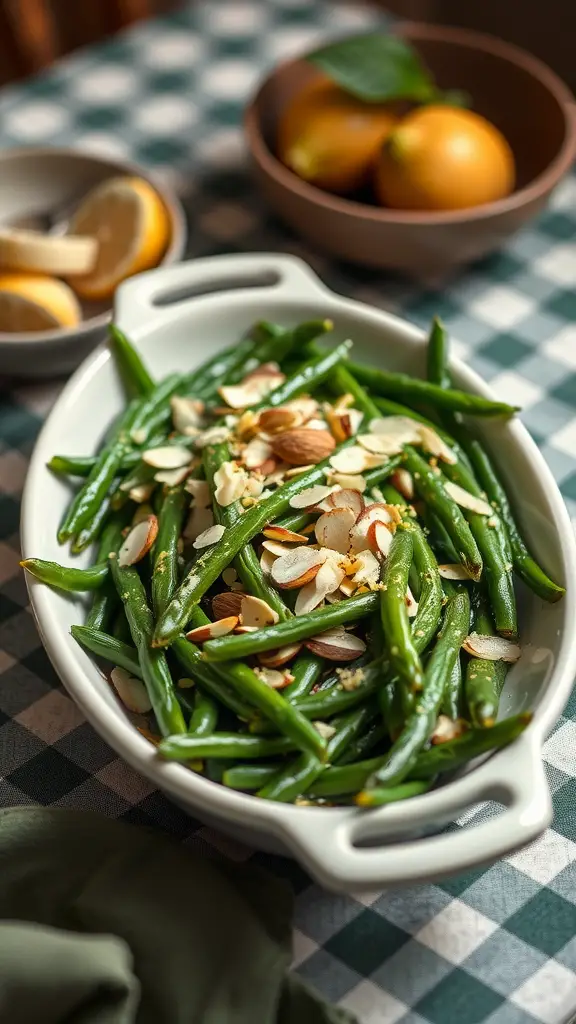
[0,147,186,377]
[245,23,576,277]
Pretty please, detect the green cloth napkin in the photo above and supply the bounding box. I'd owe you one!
[0,807,357,1024]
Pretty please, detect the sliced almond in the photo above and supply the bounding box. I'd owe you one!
[339,577,357,597]
[326,472,367,494]
[325,487,365,516]
[258,407,300,433]
[463,633,521,662]
[194,425,231,448]
[260,548,277,576]
[186,616,239,642]
[240,594,279,627]
[262,525,309,543]
[350,548,380,586]
[443,481,493,516]
[218,383,263,409]
[285,396,318,422]
[329,445,372,475]
[193,523,226,550]
[289,484,337,510]
[118,515,158,567]
[219,369,284,409]
[258,643,302,668]
[418,425,457,465]
[368,519,393,558]
[271,427,336,466]
[222,567,237,585]
[243,436,273,469]
[295,557,346,614]
[369,415,421,447]
[185,478,211,507]
[405,586,418,618]
[326,406,363,443]
[183,506,214,542]
[431,715,468,744]
[305,627,366,662]
[154,466,190,486]
[438,563,473,580]
[284,464,316,478]
[143,445,191,469]
[315,506,356,554]
[236,409,260,439]
[254,667,294,689]
[214,461,248,507]
[132,502,153,525]
[131,427,147,446]
[357,433,401,456]
[262,539,293,558]
[313,721,337,740]
[349,503,398,553]
[110,667,152,714]
[270,545,326,589]
[170,395,205,435]
[129,482,155,504]
[390,468,414,500]
[212,591,244,620]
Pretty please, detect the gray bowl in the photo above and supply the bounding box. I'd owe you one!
[0,147,186,377]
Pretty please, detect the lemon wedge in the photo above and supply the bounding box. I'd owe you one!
[0,228,98,276]
[66,176,170,301]
[0,273,81,332]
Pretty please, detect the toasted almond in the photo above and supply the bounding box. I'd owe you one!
[240,594,279,627]
[295,557,346,614]
[219,369,284,409]
[258,407,300,433]
[315,506,356,554]
[443,481,493,516]
[349,503,397,553]
[129,482,155,504]
[313,721,337,740]
[357,433,401,456]
[368,519,393,558]
[194,425,231,448]
[185,478,211,507]
[222,567,238,585]
[325,487,365,516]
[438,563,473,580]
[285,397,318,422]
[463,633,521,662]
[143,445,191,469]
[236,409,260,439]
[350,548,380,586]
[243,436,273,469]
[154,466,190,486]
[170,395,204,434]
[258,643,302,668]
[214,461,248,506]
[212,591,244,619]
[118,515,158,566]
[418,425,457,465]
[326,406,363,442]
[289,484,336,510]
[186,616,239,642]
[110,667,152,714]
[369,415,421,446]
[305,627,366,662]
[326,472,367,494]
[218,383,262,409]
[262,539,293,557]
[270,427,336,466]
[405,586,418,618]
[391,468,414,500]
[254,667,294,689]
[329,445,371,474]
[260,548,277,576]
[431,715,468,744]
[339,578,357,597]
[193,523,226,550]
[262,525,309,543]
[261,459,282,481]
[306,417,329,431]
[284,464,316,478]
[183,506,214,542]
[235,625,259,633]
[270,545,326,589]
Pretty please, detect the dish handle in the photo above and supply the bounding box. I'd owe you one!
[282,731,551,891]
[113,253,332,336]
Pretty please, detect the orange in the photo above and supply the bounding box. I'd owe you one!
[278,75,399,194]
[375,105,515,211]
[66,176,170,301]
[0,273,81,332]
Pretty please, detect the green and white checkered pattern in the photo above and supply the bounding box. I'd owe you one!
[1,3,575,1022]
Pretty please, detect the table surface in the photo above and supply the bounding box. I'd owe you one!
[1,3,576,1023]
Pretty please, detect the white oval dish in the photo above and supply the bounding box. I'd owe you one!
[21,254,576,891]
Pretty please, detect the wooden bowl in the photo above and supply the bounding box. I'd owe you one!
[245,23,576,276]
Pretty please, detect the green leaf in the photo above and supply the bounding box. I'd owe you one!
[307,33,435,104]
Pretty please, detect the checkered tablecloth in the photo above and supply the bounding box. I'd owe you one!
[1,2,575,1022]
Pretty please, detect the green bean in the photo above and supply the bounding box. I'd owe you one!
[112,606,133,645]
[273,512,315,534]
[203,591,378,661]
[356,780,434,806]
[291,662,382,719]
[462,434,565,602]
[152,485,188,617]
[426,317,450,389]
[363,455,403,490]
[71,485,120,554]
[85,516,127,630]
[128,372,182,445]
[369,589,470,787]
[109,556,185,737]
[349,362,519,418]
[331,364,380,420]
[403,447,482,580]
[21,558,109,592]
[188,690,219,736]
[58,399,142,544]
[171,636,253,721]
[442,653,463,720]
[153,437,357,645]
[49,454,100,478]
[310,712,531,798]
[380,528,423,697]
[71,625,142,678]
[109,324,155,397]
[254,340,352,411]
[420,507,461,563]
[465,595,508,727]
[282,651,323,701]
[257,704,377,803]
[336,720,387,765]
[223,763,280,791]
[159,733,298,761]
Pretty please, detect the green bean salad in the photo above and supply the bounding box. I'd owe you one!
[23,317,565,806]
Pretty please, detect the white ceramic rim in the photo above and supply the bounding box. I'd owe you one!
[0,146,187,348]
[21,253,576,890]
